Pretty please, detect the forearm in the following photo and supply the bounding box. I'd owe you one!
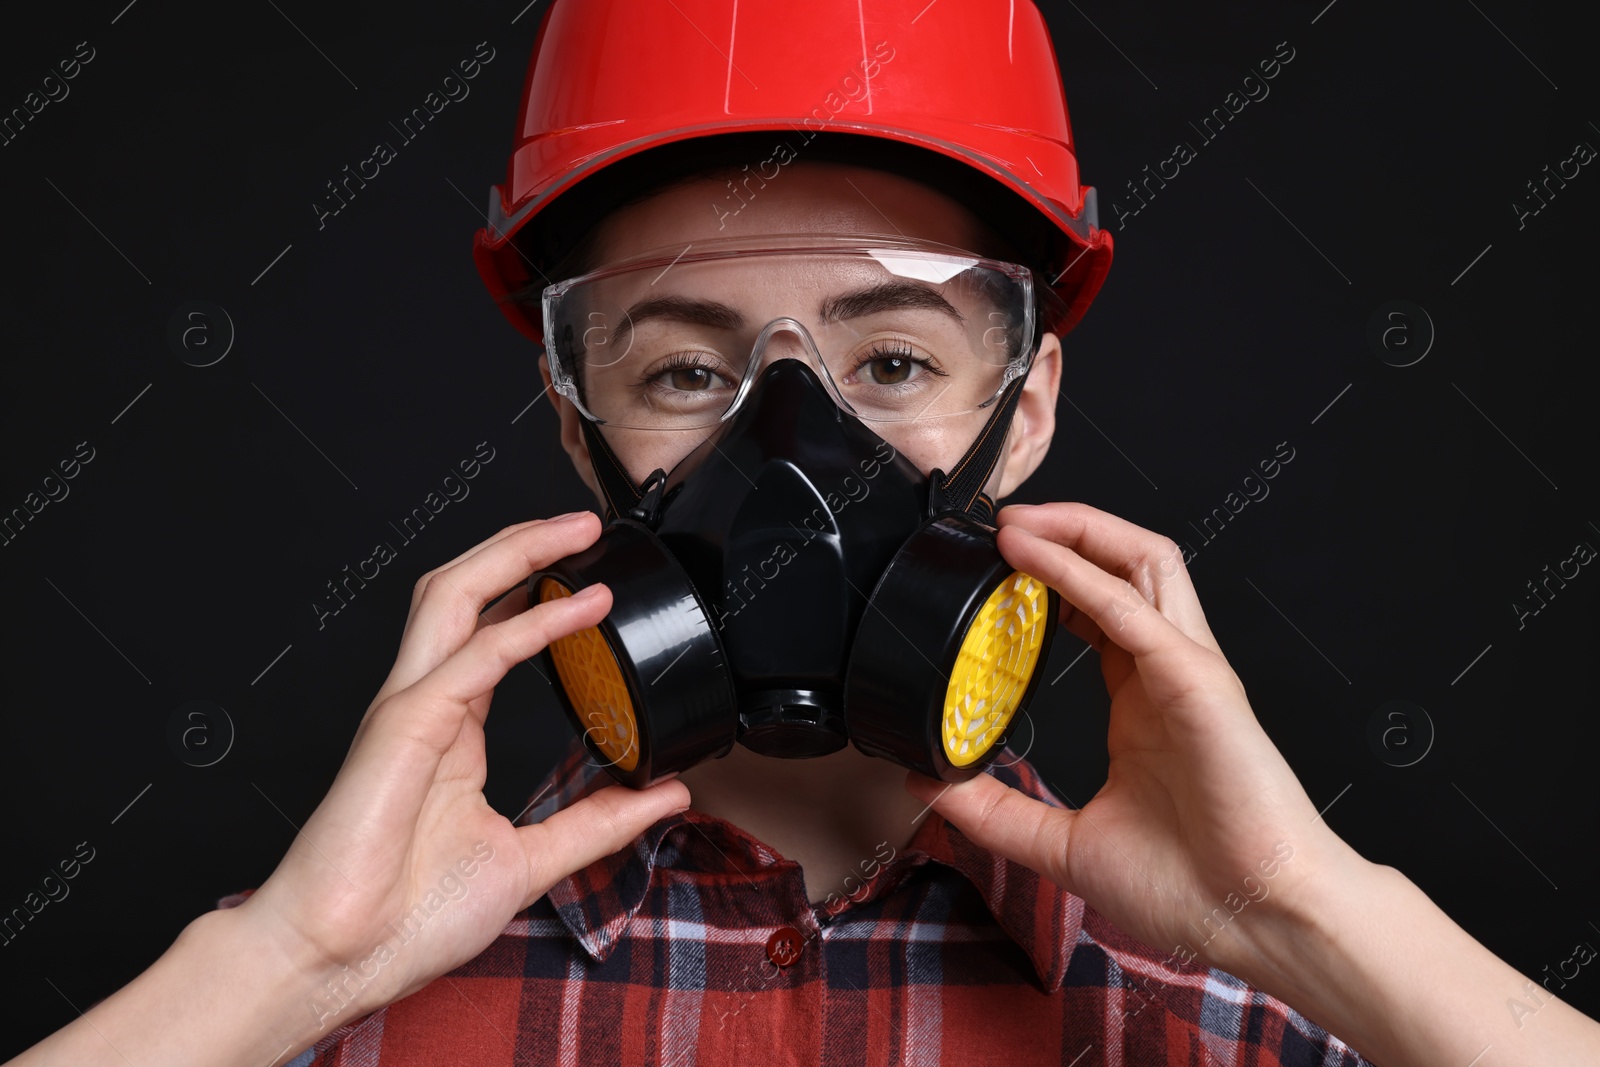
[1237,851,1600,1067]
[9,904,337,1067]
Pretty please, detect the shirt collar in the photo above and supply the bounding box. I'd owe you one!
[518,739,1084,993]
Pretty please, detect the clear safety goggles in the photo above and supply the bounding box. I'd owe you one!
[540,235,1038,431]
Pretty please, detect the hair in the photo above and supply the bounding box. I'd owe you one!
[504,131,1070,342]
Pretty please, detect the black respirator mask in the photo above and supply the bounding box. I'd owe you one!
[528,238,1059,787]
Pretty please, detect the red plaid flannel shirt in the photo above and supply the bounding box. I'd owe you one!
[245,738,1371,1066]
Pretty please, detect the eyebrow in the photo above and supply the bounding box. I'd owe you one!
[610,279,964,348]
[617,296,745,341]
[820,280,965,324]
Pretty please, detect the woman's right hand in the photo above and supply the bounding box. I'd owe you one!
[234,512,688,1041]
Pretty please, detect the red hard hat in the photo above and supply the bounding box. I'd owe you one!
[472,0,1114,347]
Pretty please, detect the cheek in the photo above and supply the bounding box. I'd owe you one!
[601,426,716,487]
[871,411,988,479]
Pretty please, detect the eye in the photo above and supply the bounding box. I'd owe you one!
[852,341,945,386]
[864,354,915,385]
[642,352,736,393]
[667,366,719,391]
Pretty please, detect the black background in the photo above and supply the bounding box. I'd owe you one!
[2,0,1596,1055]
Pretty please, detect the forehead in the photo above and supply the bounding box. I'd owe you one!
[589,160,990,265]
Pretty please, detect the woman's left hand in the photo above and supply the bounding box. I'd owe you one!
[904,501,1357,979]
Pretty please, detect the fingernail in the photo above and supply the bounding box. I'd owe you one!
[548,511,590,523]
[571,584,605,602]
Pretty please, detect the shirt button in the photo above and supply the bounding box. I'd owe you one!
[766,926,802,967]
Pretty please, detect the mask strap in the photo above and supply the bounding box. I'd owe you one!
[934,374,1028,523]
[579,418,671,522]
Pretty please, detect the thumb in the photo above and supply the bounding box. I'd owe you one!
[906,770,1078,895]
[514,779,691,907]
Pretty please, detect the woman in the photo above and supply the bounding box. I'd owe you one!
[11,0,1599,1064]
